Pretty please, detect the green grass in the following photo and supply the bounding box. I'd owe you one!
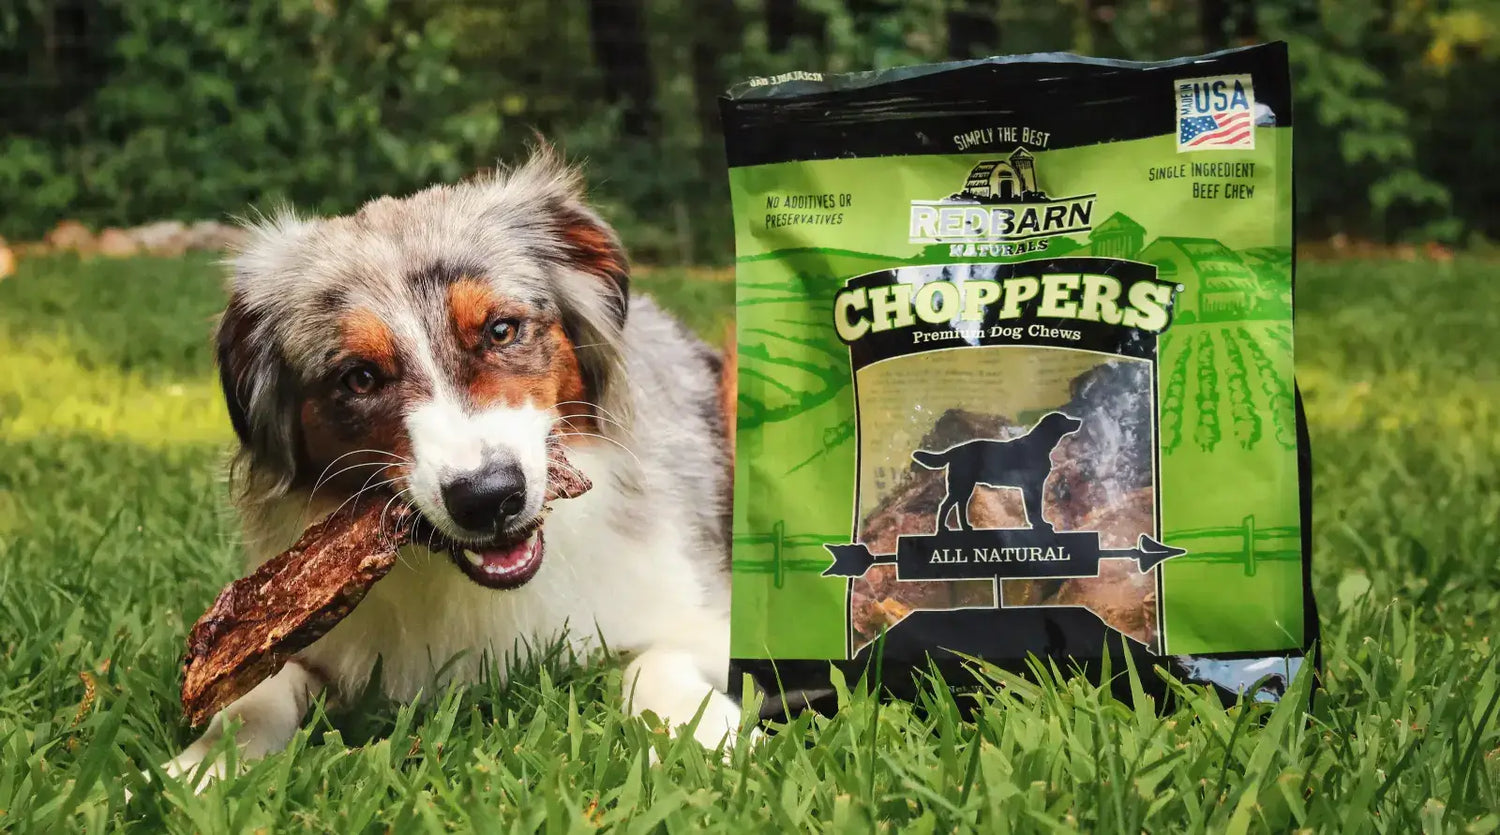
[1,253,1496,832]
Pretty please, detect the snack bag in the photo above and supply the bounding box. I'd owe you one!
[721,44,1315,706]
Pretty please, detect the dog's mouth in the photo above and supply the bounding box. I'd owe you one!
[451,526,545,589]
[407,514,547,590]
[396,445,591,591]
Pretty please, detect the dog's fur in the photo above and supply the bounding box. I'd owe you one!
[912,412,1083,532]
[164,147,740,784]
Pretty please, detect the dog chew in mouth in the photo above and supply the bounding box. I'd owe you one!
[180,446,592,727]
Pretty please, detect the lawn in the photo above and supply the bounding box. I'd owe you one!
[0,253,1496,832]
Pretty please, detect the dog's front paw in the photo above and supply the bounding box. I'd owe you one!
[640,689,761,764]
[137,747,232,797]
[164,754,231,792]
[690,689,751,751]
[624,647,760,762]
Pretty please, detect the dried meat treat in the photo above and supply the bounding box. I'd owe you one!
[1077,487,1155,550]
[544,446,593,502]
[849,410,1019,648]
[1052,559,1159,645]
[181,498,412,726]
[182,446,593,726]
[849,362,1160,650]
[1044,362,1155,531]
[1007,486,1159,644]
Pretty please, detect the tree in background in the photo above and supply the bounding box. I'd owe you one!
[587,0,660,139]
[947,0,1000,59]
[0,0,1496,260]
[765,0,827,52]
[1199,0,1260,50]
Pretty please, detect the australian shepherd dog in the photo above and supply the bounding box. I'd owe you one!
[162,147,741,783]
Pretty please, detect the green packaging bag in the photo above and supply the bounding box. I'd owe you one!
[721,44,1316,707]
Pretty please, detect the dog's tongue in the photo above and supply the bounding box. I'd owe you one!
[461,530,541,581]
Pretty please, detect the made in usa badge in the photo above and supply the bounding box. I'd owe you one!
[1176,74,1255,152]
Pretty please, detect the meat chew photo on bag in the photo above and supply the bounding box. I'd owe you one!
[721,44,1316,709]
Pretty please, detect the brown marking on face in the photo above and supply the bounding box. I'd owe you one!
[448,278,494,350]
[460,320,598,434]
[300,307,414,495]
[559,221,623,279]
[549,322,596,433]
[298,394,413,495]
[340,309,398,374]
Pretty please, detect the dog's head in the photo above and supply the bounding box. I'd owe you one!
[216,147,628,589]
[1036,411,1084,438]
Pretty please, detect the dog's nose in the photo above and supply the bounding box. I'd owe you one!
[441,459,527,532]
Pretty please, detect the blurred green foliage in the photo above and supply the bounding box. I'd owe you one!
[1,0,1496,261]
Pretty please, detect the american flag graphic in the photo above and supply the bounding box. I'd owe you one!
[1179,110,1252,149]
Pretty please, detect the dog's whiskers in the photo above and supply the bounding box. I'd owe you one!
[323,471,405,526]
[311,449,411,492]
[424,519,441,562]
[308,462,398,499]
[550,412,628,436]
[377,490,407,543]
[302,449,413,522]
[549,431,643,469]
[379,488,421,572]
[551,400,630,429]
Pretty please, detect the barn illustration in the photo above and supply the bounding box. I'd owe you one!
[1085,212,1146,259]
[950,147,1045,202]
[1238,246,1294,319]
[1137,238,1263,323]
[1076,217,1289,323]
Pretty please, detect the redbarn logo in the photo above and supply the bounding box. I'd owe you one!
[908,147,1096,245]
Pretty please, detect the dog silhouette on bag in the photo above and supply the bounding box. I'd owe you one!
[911,412,1083,532]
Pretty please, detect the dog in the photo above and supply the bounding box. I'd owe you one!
[911,411,1082,533]
[160,146,741,786]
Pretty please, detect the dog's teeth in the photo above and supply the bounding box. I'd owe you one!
[464,549,484,567]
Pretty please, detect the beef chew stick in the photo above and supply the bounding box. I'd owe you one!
[180,446,592,726]
[179,499,412,727]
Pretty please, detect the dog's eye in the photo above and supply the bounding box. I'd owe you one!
[341,365,381,395]
[486,317,522,347]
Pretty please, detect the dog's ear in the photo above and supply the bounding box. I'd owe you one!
[499,144,630,331]
[549,201,633,434]
[216,293,260,447]
[495,144,634,431]
[216,293,304,496]
[555,203,629,330]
